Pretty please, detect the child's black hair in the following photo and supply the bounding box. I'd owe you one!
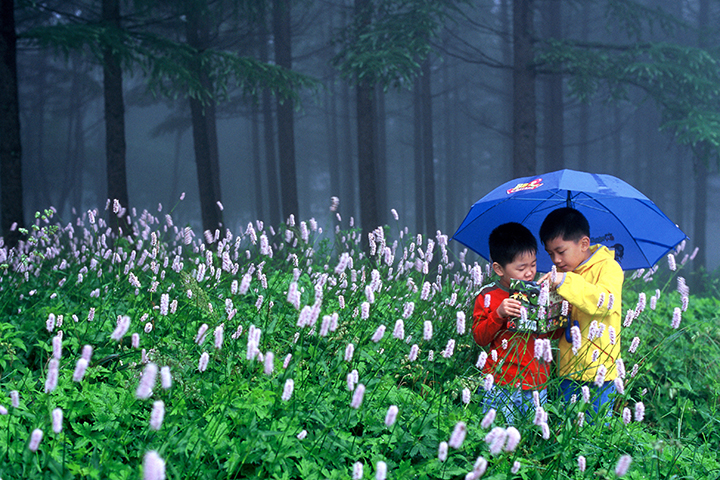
[539,207,590,244]
[488,222,537,267]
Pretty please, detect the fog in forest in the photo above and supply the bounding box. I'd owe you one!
[4,0,720,271]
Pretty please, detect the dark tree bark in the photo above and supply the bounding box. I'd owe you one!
[421,57,436,237]
[512,0,536,178]
[257,6,280,227]
[251,100,265,221]
[326,76,341,203]
[541,0,564,172]
[413,74,424,233]
[0,0,24,247]
[273,0,299,223]
[442,57,457,234]
[102,0,130,236]
[186,7,223,233]
[692,0,710,275]
[354,0,378,244]
[27,51,50,215]
[340,80,356,219]
[375,84,387,226]
[357,79,378,242]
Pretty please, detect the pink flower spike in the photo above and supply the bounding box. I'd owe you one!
[344,343,355,362]
[52,334,62,360]
[371,325,386,343]
[476,352,488,370]
[73,358,89,382]
[195,324,209,345]
[143,450,166,480]
[622,407,631,425]
[350,383,366,409]
[614,377,625,395]
[198,352,210,372]
[423,320,433,340]
[615,454,632,477]
[481,408,496,429]
[136,363,158,399]
[581,386,590,404]
[483,373,494,392]
[448,421,467,449]
[504,427,521,452]
[45,358,59,393]
[594,364,607,387]
[149,400,165,431]
[438,441,448,462]
[352,462,363,480]
[376,461,387,480]
[634,402,645,422]
[160,366,172,389]
[111,315,131,341]
[385,405,399,427]
[28,428,43,452]
[578,456,586,472]
[282,378,294,401]
[671,307,682,329]
[52,408,63,433]
[511,461,521,474]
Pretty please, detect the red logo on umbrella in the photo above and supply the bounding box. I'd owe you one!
[507,178,543,194]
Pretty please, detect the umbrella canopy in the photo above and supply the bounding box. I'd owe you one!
[452,169,687,271]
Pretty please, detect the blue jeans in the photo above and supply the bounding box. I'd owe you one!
[479,385,547,425]
[560,379,616,419]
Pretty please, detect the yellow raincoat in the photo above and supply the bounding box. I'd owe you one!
[556,245,624,382]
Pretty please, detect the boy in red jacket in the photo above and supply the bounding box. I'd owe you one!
[472,222,550,423]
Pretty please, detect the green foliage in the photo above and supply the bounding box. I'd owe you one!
[333,0,462,89]
[17,3,317,106]
[537,2,720,158]
[0,207,717,478]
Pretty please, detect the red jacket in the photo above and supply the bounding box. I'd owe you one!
[472,282,550,390]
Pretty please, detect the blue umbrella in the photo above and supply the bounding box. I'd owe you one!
[452,169,687,271]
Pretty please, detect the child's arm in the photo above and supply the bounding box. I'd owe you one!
[471,293,522,346]
[555,262,623,317]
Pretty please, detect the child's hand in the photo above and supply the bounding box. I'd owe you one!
[497,298,523,318]
[538,271,565,289]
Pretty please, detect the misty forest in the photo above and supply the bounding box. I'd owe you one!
[2,0,719,273]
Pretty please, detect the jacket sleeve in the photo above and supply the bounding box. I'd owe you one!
[472,291,506,347]
[556,260,623,319]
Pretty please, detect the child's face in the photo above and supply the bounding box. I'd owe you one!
[493,250,537,288]
[544,235,591,272]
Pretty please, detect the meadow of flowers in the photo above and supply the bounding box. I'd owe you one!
[0,200,718,479]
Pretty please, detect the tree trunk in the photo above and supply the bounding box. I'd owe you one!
[187,7,223,234]
[413,74,424,234]
[375,84,387,226]
[1,0,24,246]
[258,7,280,227]
[340,80,356,220]
[326,75,340,202]
[251,100,265,221]
[421,57,436,237]
[102,0,130,236]
[542,0,563,172]
[512,0,536,178]
[692,0,709,276]
[357,80,378,243]
[273,0,299,223]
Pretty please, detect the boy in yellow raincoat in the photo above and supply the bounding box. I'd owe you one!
[539,207,624,415]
